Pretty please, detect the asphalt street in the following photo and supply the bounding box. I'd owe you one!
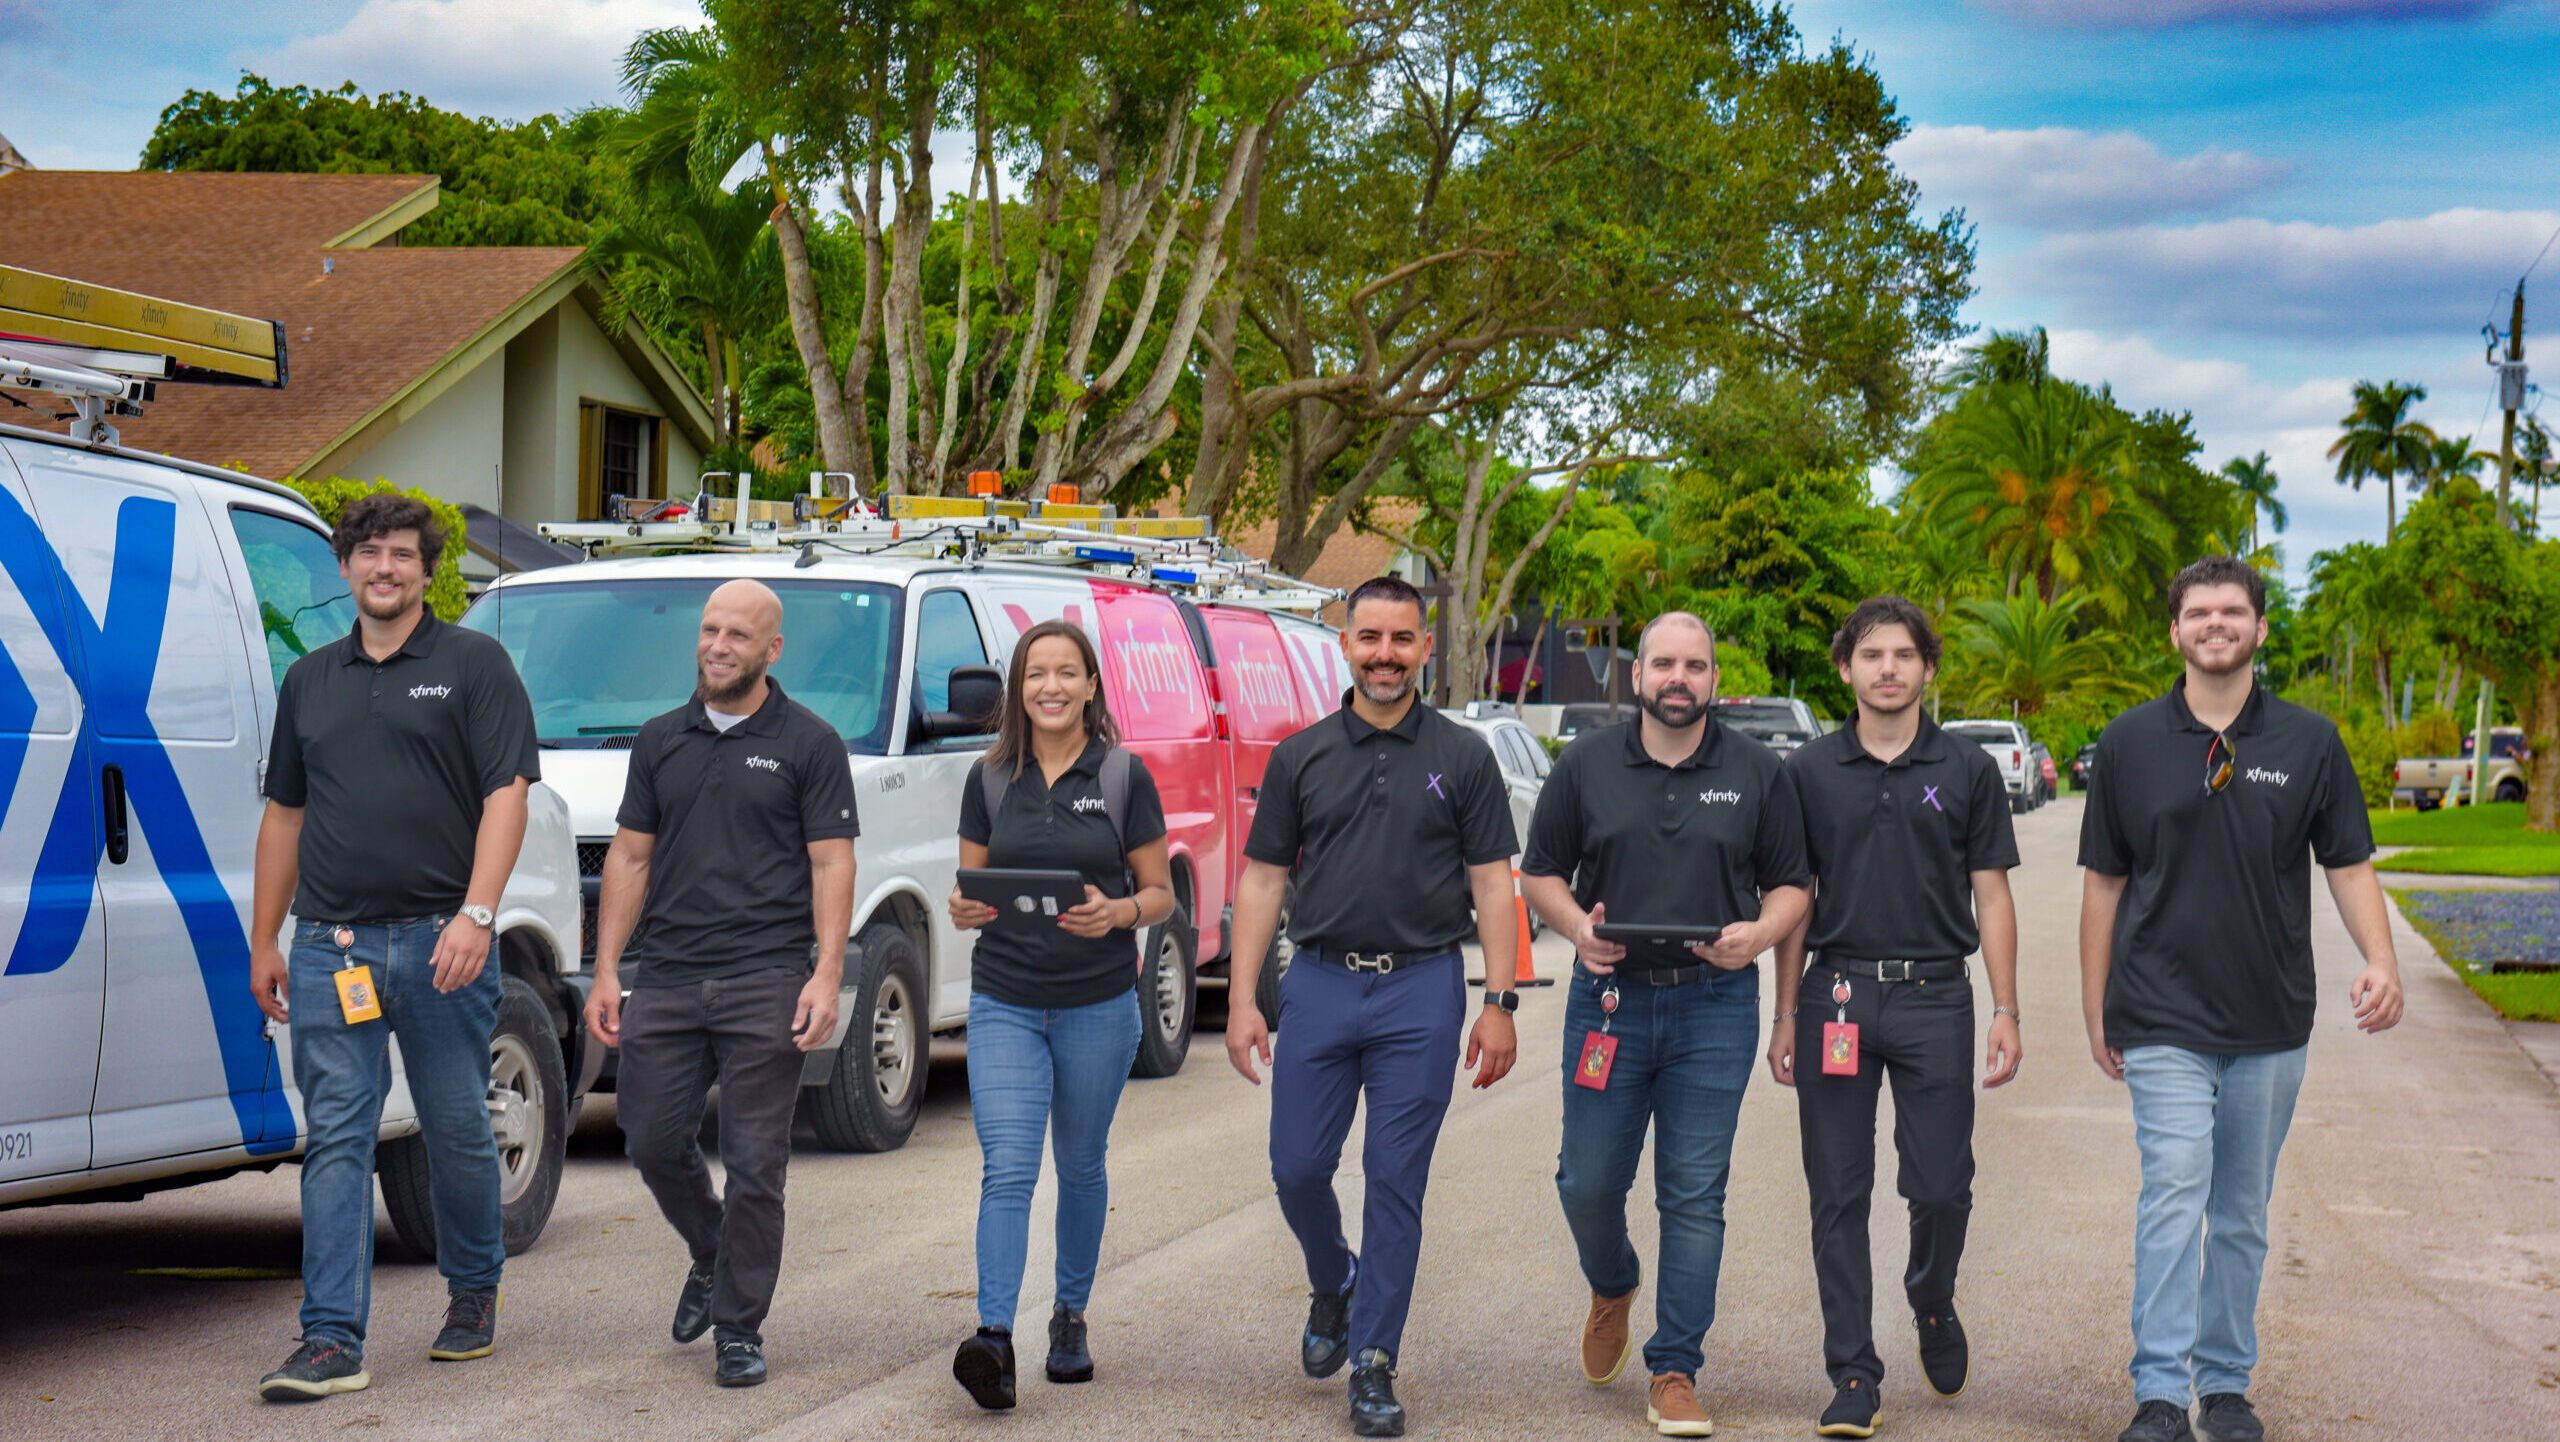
[5,796,2558,1440]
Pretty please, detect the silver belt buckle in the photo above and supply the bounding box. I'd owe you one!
[1346,951,1398,974]
[1877,958,1915,982]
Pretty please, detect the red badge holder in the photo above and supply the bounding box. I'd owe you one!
[1821,976,1859,1076]
[1575,982,1621,1090]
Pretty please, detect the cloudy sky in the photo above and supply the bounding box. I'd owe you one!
[3,0,2555,576]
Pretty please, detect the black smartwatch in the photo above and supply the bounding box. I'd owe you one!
[1482,989,1520,1013]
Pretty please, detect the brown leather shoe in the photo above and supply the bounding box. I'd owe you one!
[1581,1285,1637,1384]
[1646,1372,1714,1437]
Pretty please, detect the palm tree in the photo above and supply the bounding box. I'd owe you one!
[2521,415,2554,530]
[2220,451,2287,555]
[1951,592,2149,717]
[2421,433,2489,494]
[1943,326,2052,393]
[589,180,782,452]
[2327,380,2435,540]
[2307,541,2420,727]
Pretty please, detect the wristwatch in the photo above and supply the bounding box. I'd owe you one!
[460,905,495,929]
[1483,989,1520,1013]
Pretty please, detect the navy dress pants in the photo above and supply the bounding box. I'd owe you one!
[1269,948,1465,1362]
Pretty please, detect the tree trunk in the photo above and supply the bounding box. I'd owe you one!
[1512,608,1550,706]
[995,119,1070,474]
[928,144,981,478]
[699,319,729,448]
[2373,650,2395,732]
[839,142,887,496]
[2524,668,2560,833]
[763,163,853,477]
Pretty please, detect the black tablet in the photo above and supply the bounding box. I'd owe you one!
[1591,922,1724,948]
[959,868,1090,924]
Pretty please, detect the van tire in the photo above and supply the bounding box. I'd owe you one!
[803,926,924,1153]
[1132,904,1198,1078]
[1252,884,1297,1034]
[379,974,569,1260]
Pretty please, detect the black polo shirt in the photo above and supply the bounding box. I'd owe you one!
[2079,678,2373,1054]
[265,612,540,921]
[1522,720,1811,970]
[615,679,861,985]
[1788,713,2017,961]
[959,740,1169,1010]
[1244,695,1516,953]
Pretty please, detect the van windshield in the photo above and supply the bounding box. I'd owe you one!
[460,578,903,751]
[1715,701,1805,739]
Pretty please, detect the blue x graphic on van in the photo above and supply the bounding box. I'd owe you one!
[0,488,289,1155]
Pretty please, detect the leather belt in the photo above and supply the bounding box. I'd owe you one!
[1821,955,1969,982]
[1309,947,1455,975]
[1579,962,1719,987]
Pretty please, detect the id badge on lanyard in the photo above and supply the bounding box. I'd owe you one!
[1821,975,1858,1075]
[331,926,383,1025]
[1575,981,1621,1090]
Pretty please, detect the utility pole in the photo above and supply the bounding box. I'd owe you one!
[2494,284,2527,526]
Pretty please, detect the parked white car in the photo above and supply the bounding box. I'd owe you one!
[0,422,586,1256]
[1944,718,2045,813]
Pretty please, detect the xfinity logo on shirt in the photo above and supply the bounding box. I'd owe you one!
[2246,767,2290,787]
[1072,796,1108,813]
[744,755,782,772]
[1699,789,1742,805]
[407,684,452,699]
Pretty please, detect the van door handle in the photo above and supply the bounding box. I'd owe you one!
[101,764,129,865]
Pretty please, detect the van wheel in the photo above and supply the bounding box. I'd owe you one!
[379,974,568,1260]
[1252,885,1297,1033]
[1131,904,1197,1079]
[2497,780,2525,804]
[803,925,924,1153]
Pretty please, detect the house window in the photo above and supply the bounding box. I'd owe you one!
[578,400,668,518]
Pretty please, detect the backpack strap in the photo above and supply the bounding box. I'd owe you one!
[978,757,1009,832]
[1099,746,1132,858]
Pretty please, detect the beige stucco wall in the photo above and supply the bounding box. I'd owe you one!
[500,301,703,527]
[327,349,505,511]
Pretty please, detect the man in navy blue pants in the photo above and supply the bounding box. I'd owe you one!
[1227,576,1523,1439]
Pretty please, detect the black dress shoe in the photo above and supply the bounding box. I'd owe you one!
[1915,1305,1969,1398]
[713,1338,766,1387]
[1303,1260,1356,1379]
[953,1327,1017,1410]
[672,1258,716,1344]
[1348,1348,1404,1438]
[1046,1304,1094,1384]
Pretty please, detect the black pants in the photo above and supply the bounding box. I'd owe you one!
[1794,965,1976,1389]
[617,967,808,1345]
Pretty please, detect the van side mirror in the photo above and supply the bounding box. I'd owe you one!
[920,663,1003,741]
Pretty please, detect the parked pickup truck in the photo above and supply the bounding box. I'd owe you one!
[2394,727,2530,809]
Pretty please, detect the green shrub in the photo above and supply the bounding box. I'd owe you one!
[2336,716,2399,808]
[283,476,471,621]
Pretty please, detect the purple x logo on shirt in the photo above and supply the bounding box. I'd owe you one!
[1425,772,1446,798]
[1921,784,1944,812]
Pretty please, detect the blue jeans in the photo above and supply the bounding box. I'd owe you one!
[967,989,1141,1332]
[1555,963,1759,1379]
[1270,948,1466,1363]
[288,916,505,1357]
[2122,1044,2308,1405]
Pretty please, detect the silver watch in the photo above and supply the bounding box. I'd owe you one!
[460,905,495,929]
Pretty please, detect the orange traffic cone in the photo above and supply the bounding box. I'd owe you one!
[1512,867,1553,987]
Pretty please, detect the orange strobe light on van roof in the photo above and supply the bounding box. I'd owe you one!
[1048,482,1080,505]
[968,470,1002,496]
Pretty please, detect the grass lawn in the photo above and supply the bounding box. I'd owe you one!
[2368,802,2560,878]
[2390,887,2560,1023]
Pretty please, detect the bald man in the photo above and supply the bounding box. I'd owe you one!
[584,580,861,1387]
[1522,613,1810,1437]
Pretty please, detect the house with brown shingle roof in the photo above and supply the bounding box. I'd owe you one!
[0,168,713,546]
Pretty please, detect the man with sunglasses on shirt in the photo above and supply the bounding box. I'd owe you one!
[2079,557,2404,1442]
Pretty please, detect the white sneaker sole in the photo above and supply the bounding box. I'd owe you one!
[1646,1403,1715,1437]
[259,1368,371,1401]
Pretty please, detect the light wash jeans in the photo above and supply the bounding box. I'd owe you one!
[288,916,505,1358]
[967,989,1141,1333]
[2122,1044,2308,1405]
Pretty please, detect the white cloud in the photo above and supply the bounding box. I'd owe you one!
[2043,329,2348,431]
[261,0,702,121]
[1892,124,2291,229]
[2000,208,2560,340]
[1985,0,2505,28]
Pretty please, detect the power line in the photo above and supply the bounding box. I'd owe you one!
[2525,216,2560,285]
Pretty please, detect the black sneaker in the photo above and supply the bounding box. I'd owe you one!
[429,1285,499,1361]
[1348,1348,1404,1438]
[714,1337,767,1388]
[2195,1393,2264,1442]
[2119,1399,2197,1442]
[954,1327,1017,1410]
[1046,1304,1094,1384]
[1303,1258,1357,1379]
[672,1257,716,1344]
[1818,1377,1881,1438]
[257,1338,370,1401]
[1915,1305,1969,1397]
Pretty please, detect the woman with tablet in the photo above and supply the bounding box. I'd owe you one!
[945,619,1174,1411]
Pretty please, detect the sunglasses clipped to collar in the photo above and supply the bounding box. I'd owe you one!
[2205,730,2237,794]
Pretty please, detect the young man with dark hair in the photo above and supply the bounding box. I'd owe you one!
[1227,575,1522,1438]
[583,579,859,1389]
[2081,558,2403,1442]
[1523,611,1811,1438]
[248,489,539,1400]
[1773,594,2020,1438]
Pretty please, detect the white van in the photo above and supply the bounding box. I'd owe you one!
[459,545,1340,1152]
[0,422,588,1256]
